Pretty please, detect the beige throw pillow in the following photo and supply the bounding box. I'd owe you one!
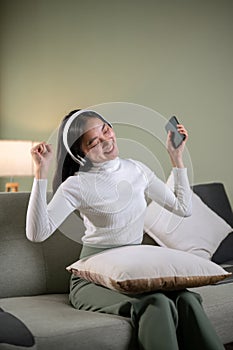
[66,245,230,294]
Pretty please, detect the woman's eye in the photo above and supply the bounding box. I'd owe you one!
[90,142,99,149]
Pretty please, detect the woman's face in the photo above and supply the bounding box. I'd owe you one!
[81,117,119,163]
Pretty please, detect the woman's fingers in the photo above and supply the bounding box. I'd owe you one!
[31,142,42,155]
[32,142,46,154]
[31,142,52,155]
[45,143,53,153]
[31,142,53,165]
[38,143,47,154]
[177,124,188,142]
[166,124,189,152]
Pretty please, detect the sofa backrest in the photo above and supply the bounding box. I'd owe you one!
[0,192,82,298]
[1,182,232,298]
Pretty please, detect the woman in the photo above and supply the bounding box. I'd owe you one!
[26,109,224,350]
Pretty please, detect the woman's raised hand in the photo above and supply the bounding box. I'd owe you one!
[166,124,188,168]
[31,142,53,179]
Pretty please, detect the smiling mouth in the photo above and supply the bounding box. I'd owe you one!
[104,142,114,154]
[104,146,114,154]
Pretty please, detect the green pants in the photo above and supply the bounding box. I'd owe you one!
[69,246,224,350]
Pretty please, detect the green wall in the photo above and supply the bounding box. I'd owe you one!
[0,0,233,205]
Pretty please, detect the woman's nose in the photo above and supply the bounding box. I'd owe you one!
[102,139,110,146]
[101,133,111,143]
[102,139,112,150]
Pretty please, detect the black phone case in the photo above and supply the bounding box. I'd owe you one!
[165,116,186,148]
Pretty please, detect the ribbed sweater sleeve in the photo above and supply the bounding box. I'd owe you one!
[172,167,192,216]
[136,162,192,217]
[26,178,75,242]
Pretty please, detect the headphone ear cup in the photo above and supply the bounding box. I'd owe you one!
[76,154,86,166]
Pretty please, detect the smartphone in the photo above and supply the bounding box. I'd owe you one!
[165,116,186,149]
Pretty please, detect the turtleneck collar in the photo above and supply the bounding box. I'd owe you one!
[90,157,120,172]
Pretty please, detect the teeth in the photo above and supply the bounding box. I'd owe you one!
[105,146,113,153]
[104,143,113,153]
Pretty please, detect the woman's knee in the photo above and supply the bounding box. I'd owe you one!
[174,290,203,318]
[176,290,202,305]
[133,293,178,319]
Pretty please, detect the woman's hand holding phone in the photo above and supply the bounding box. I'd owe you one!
[165,116,188,168]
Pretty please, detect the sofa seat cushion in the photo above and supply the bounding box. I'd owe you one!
[0,294,135,350]
[189,282,233,345]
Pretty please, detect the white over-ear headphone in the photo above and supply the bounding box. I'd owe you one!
[62,109,112,166]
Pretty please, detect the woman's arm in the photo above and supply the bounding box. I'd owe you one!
[26,142,75,242]
[142,124,192,216]
[26,178,75,242]
[145,167,192,217]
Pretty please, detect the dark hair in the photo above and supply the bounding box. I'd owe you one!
[52,109,110,194]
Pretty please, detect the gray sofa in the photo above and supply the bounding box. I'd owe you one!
[0,183,233,349]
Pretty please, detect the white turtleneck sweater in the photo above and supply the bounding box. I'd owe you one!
[26,157,192,247]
